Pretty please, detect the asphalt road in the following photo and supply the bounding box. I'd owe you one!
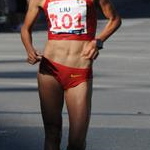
[0,19,150,150]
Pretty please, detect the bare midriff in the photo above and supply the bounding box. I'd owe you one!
[43,40,93,68]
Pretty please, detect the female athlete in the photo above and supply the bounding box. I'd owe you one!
[21,0,121,150]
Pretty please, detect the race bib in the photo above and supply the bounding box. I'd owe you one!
[47,0,87,34]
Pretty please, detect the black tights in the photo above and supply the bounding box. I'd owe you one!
[37,65,92,150]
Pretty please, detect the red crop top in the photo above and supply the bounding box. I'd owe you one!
[43,0,97,40]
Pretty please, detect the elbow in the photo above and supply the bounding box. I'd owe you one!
[21,24,32,35]
[108,14,122,31]
[109,15,122,31]
[20,25,25,37]
[20,25,27,38]
[114,15,122,29]
[116,15,122,28]
[20,25,25,42]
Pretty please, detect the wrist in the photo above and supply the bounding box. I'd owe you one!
[95,39,103,50]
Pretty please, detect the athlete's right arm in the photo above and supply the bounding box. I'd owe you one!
[21,0,43,65]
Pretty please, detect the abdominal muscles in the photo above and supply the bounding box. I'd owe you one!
[43,40,93,68]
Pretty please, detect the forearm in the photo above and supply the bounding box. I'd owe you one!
[20,0,42,65]
[96,0,122,42]
[21,25,34,53]
[96,15,121,42]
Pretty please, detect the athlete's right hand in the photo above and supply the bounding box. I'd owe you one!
[27,50,43,65]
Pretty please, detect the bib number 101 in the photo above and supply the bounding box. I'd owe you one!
[49,13,85,30]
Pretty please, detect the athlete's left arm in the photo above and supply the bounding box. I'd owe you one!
[96,0,122,42]
[81,0,121,59]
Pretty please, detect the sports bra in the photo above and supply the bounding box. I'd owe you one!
[43,0,97,40]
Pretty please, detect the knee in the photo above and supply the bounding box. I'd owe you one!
[44,122,62,141]
[67,140,86,150]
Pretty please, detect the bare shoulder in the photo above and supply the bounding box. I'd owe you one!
[39,0,47,8]
[95,0,113,5]
[97,0,116,11]
[28,0,45,8]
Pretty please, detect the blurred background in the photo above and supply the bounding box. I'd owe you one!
[0,0,28,32]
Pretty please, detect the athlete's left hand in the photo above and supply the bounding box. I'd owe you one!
[81,40,99,60]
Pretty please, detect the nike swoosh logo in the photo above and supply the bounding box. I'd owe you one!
[70,74,82,78]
